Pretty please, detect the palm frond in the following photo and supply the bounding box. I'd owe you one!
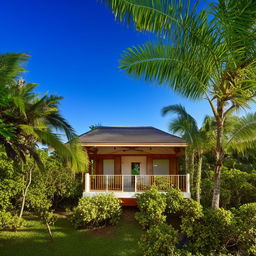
[0,53,28,86]
[102,0,193,38]
[226,112,256,153]
[120,42,210,99]
[34,129,88,171]
[162,104,200,148]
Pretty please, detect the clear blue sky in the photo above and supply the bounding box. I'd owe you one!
[1,0,215,135]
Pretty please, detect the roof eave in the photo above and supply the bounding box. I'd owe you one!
[81,142,188,147]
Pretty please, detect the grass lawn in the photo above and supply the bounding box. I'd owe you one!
[0,207,143,256]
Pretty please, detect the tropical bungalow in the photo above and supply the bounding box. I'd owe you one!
[79,126,190,205]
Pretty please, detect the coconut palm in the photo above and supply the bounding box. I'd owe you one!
[163,104,256,203]
[102,0,256,208]
[162,104,211,202]
[0,53,88,216]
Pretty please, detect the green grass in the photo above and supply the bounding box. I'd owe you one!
[0,208,143,256]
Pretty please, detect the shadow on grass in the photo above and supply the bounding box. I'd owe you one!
[0,207,142,256]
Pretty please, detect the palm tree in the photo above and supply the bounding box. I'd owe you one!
[0,53,88,216]
[102,0,256,208]
[162,104,211,202]
[163,104,256,203]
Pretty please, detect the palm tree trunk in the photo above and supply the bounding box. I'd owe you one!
[19,163,34,218]
[195,152,203,203]
[212,101,224,209]
[185,148,189,173]
[190,151,195,197]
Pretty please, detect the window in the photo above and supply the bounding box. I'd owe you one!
[153,159,169,175]
[103,159,114,175]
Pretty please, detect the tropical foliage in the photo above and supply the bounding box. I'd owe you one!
[162,104,212,202]
[0,53,88,220]
[201,167,256,208]
[102,0,256,208]
[0,211,25,231]
[163,104,256,204]
[137,187,256,255]
[71,194,122,229]
[135,186,166,229]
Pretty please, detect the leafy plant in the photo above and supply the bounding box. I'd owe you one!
[102,0,256,209]
[165,187,185,214]
[232,203,256,254]
[0,153,24,211]
[0,211,25,231]
[71,194,122,229]
[138,223,180,256]
[135,186,166,229]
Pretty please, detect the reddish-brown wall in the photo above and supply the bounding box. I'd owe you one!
[89,154,180,175]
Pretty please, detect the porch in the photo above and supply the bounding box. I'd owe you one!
[83,173,191,198]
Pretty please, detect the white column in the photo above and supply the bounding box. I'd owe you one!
[85,173,90,193]
[186,173,190,194]
[122,175,124,192]
[135,175,137,193]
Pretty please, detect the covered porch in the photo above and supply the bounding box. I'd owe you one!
[79,126,190,201]
[83,173,191,198]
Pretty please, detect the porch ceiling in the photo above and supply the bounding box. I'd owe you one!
[86,146,184,156]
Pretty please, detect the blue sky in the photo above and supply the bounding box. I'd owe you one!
[1,0,214,136]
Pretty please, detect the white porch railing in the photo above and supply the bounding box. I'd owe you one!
[85,174,190,194]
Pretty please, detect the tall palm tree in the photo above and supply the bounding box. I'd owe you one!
[162,104,211,202]
[0,53,88,216]
[102,0,256,208]
[0,54,86,170]
[163,104,256,203]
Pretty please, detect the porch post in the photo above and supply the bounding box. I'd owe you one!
[186,173,190,194]
[85,173,90,193]
[135,175,137,193]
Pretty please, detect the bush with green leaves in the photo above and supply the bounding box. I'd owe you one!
[183,208,235,254]
[28,151,82,209]
[232,203,256,254]
[165,187,184,214]
[71,193,122,229]
[138,223,180,256]
[0,153,24,211]
[180,203,256,255]
[201,168,256,208]
[0,211,25,231]
[135,186,166,229]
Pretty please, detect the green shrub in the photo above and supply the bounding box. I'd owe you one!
[180,204,256,255]
[182,208,235,254]
[0,211,25,231]
[180,199,203,237]
[71,193,121,229]
[135,186,166,229]
[138,223,180,256]
[153,176,173,191]
[232,203,256,254]
[165,187,184,214]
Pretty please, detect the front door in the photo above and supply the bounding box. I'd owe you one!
[121,156,146,192]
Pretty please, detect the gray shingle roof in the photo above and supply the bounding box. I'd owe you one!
[78,126,186,144]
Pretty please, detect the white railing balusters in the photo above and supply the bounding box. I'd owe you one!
[88,174,187,193]
[106,175,108,192]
